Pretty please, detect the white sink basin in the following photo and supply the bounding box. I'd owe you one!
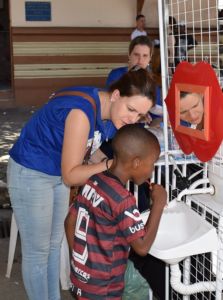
[141,200,219,264]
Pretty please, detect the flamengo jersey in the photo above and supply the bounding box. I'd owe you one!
[69,171,146,300]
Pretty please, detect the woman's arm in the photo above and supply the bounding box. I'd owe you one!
[61,109,111,186]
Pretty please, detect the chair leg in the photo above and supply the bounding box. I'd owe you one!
[6,213,71,288]
[5,213,18,278]
[60,234,71,290]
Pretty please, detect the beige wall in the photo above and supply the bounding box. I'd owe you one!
[10,0,159,28]
[142,0,159,28]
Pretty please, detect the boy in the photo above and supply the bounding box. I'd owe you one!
[65,124,167,300]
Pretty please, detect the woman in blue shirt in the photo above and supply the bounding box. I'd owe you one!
[106,35,153,88]
[7,68,156,300]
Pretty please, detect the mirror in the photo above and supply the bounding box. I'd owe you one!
[219,0,223,87]
[165,61,223,162]
[175,83,210,141]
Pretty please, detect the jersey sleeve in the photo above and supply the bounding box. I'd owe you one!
[116,194,145,244]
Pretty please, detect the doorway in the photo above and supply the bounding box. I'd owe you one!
[0,0,12,91]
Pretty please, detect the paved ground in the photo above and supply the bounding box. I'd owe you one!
[0,107,72,300]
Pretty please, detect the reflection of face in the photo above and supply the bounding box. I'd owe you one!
[111,94,153,129]
[180,93,204,125]
[129,45,151,69]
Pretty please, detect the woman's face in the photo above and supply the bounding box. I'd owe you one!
[128,45,152,69]
[110,93,153,129]
[180,93,204,125]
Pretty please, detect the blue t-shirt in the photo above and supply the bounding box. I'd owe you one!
[106,66,128,88]
[9,86,116,176]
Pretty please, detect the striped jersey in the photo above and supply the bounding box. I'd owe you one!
[69,171,146,300]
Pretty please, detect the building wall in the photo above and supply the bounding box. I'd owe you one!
[10,0,159,28]
[9,0,159,106]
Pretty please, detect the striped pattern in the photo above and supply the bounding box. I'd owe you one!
[13,41,128,79]
[11,27,159,105]
[69,171,145,299]
[14,63,126,79]
[13,41,129,56]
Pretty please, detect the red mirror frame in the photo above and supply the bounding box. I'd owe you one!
[165,61,223,162]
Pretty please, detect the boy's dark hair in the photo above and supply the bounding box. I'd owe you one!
[169,16,177,26]
[108,68,156,107]
[112,124,160,163]
[136,14,145,21]
[129,36,153,55]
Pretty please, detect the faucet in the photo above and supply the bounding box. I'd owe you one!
[176,178,215,202]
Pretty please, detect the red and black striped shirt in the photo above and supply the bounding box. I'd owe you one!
[69,171,145,299]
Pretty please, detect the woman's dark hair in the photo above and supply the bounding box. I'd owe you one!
[169,16,177,26]
[169,16,178,35]
[180,91,203,102]
[180,91,190,99]
[128,35,153,55]
[108,68,156,106]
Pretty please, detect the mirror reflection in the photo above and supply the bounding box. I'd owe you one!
[179,91,204,130]
[174,82,209,141]
[219,0,223,87]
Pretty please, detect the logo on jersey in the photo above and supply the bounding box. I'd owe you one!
[129,223,144,234]
[124,209,144,234]
[124,209,141,221]
[82,184,104,207]
[71,260,90,283]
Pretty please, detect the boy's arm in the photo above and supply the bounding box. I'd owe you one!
[130,184,167,256]
[64,211,77,253]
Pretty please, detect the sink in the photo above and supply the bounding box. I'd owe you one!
[140,200,219,264]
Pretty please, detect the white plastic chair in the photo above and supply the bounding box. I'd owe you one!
[5,212,18,278]
[5,212,71,290]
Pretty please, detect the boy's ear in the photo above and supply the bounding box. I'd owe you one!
[132,157,141,169]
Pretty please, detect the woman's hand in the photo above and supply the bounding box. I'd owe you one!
[88,149,107,164]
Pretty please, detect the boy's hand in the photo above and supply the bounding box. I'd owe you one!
[150,183,167,211]
[130,183,167,256]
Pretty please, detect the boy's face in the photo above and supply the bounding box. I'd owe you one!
[131,148,160,185]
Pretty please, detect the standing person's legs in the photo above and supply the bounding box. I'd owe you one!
[7,158,69,300]
[48,181,69,300]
